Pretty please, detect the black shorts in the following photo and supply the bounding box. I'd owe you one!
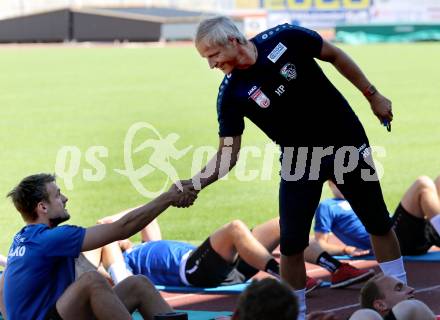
[184,238,257,287]
[279,143,393,255]
[392,203,440,255]
[44,304,63,320]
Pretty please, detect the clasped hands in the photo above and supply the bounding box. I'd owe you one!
[169,179,199,208]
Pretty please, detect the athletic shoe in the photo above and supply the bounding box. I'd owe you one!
[306,276,321,294]
[330,263,375,288]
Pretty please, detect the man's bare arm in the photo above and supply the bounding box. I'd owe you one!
[190,136,242,191]
[82,185,195,251]
[97,205,162,242]
[97,205,143,224]
[319,40,393,125]
[314,232,346,255]
[315,232,369,256]
[0,270,7,319]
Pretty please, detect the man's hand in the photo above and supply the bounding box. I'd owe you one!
[369,92,393,127]
[169,180,198,208]
[343,246,370,257]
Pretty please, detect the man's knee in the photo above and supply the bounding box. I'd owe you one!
[121,275,155,294]
[393,299,435,320]
[349,309,382,320]
[227,219,248,236]
[127,274,154,288]
[414,176,436,192]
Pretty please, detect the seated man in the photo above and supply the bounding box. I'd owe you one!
[315,177,440,256]
[357,274,435,320]
[0,173,196,320]
[96,210,373,291]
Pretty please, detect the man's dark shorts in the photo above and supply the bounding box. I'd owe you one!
[184,238,258,287]
[392,203,440,255]
[44,304,63,320]
[279,143,393,255]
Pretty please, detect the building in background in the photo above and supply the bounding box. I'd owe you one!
[0,0,439,43]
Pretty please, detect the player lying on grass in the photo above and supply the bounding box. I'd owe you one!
[349,274,436,320]
[314,177,440,256]
[0,173,196,320]
[86,208,374,292]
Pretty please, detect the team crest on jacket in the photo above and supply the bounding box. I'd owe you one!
[280,63,297,81]
[250,88,270,108]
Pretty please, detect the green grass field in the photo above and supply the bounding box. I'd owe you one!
[0,43,439,256]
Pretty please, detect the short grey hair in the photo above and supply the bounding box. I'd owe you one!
[196,16,247,47]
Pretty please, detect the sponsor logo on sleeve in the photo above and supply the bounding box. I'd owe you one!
[250,88,270,108]
[268,42,287,63]
[248,85,258,96]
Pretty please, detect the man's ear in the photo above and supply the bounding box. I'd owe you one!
[36,201,48,214]
[373,299,387,313]
[228,36,238,46]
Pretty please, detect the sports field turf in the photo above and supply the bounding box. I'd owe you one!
[0,43,439,256]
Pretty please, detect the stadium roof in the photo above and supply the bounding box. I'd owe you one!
[99,7,208,19]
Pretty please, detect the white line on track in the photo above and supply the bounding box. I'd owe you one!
[415,284,440,293]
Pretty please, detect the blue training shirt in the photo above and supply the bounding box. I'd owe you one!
[314,198,371,250]
[4,224,86,320]
[123,240,195,286]
[217,24,366,147]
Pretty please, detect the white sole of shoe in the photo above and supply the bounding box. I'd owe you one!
[306,279,322,294]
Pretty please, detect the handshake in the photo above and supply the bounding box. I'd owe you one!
[168,179,199,208]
